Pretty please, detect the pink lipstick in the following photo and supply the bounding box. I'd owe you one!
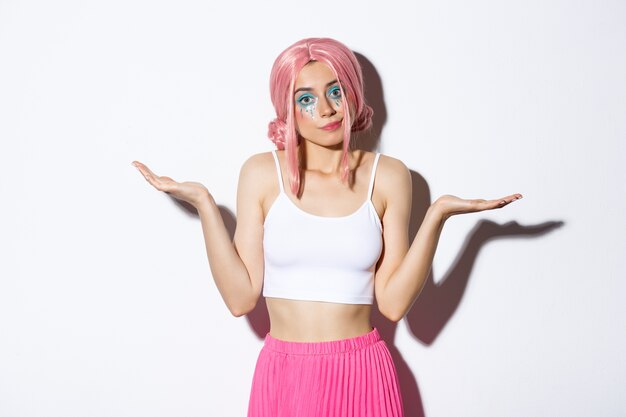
[320,121,342,131]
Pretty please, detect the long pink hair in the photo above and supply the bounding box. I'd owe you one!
[267,38,373,196]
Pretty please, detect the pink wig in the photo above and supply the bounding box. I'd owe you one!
[267,38,373,196]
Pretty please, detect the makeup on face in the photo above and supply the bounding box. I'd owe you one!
[295,81,343,120]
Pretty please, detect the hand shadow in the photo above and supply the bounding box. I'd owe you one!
[371,170,564,416]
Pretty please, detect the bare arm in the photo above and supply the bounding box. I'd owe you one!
[373,156,522,322]
[132,155,268,317]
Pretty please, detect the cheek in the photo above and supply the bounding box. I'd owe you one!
[294,109,310,134]
[296,104,317,122]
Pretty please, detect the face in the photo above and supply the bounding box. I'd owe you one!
[293,61,345,148]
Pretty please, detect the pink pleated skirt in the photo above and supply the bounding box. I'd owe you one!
[247,327,404,417]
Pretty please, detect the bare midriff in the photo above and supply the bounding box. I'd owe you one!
[265,297,373,342]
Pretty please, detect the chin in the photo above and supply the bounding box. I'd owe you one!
[306,136,345,149]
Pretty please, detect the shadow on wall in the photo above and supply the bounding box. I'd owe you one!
[171,53,564,417]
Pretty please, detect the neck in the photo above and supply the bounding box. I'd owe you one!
[300,141,347,174]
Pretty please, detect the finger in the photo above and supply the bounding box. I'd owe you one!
[494,193,523,208]
[132,161,163,185]
[499,193,523,204]
[471,194,522,211]
[133,164,158,186]
[132,161,175,192]
[132,161,159,179]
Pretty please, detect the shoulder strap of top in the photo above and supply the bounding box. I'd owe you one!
[367,153,381,200]
[271,150,285,193]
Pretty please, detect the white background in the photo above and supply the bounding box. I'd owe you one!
[1,1,624,416]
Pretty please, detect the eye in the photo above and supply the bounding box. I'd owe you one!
[327,86,342,99]
[296,93,316,107]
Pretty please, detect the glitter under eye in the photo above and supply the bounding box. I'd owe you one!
[327,86,342,107]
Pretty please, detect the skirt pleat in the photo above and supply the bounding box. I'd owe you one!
[247,327,404,417]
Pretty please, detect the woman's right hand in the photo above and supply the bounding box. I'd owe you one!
[132,161,211,209]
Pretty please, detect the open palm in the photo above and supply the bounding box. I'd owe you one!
[435,193,523,220]
[132,161,210,208]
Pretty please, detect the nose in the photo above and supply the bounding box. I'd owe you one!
[317,96,337,118]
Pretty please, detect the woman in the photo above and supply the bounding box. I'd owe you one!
[132,38,521,417]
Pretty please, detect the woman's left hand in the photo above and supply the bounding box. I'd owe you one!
[433,193,523,221]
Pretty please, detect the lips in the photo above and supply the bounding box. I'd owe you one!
[320,120,342,131]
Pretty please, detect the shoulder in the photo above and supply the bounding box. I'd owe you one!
[238,151,280,199]
[240,151,276,173]
[239,151,278,182]
[375,153,411,191]
[370,153,412,218]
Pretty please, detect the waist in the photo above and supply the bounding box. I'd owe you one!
[266,297,373,342]
[263,326,380,354]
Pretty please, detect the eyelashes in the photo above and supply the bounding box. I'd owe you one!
[296,93,316,108]
[327,86,342,100]
[295,85,343,109]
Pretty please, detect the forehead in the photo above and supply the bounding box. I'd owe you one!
[294,61,336,89]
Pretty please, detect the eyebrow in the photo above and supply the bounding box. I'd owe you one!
[294,80,339,94]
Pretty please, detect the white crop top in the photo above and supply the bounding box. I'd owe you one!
[262,151,383,305]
